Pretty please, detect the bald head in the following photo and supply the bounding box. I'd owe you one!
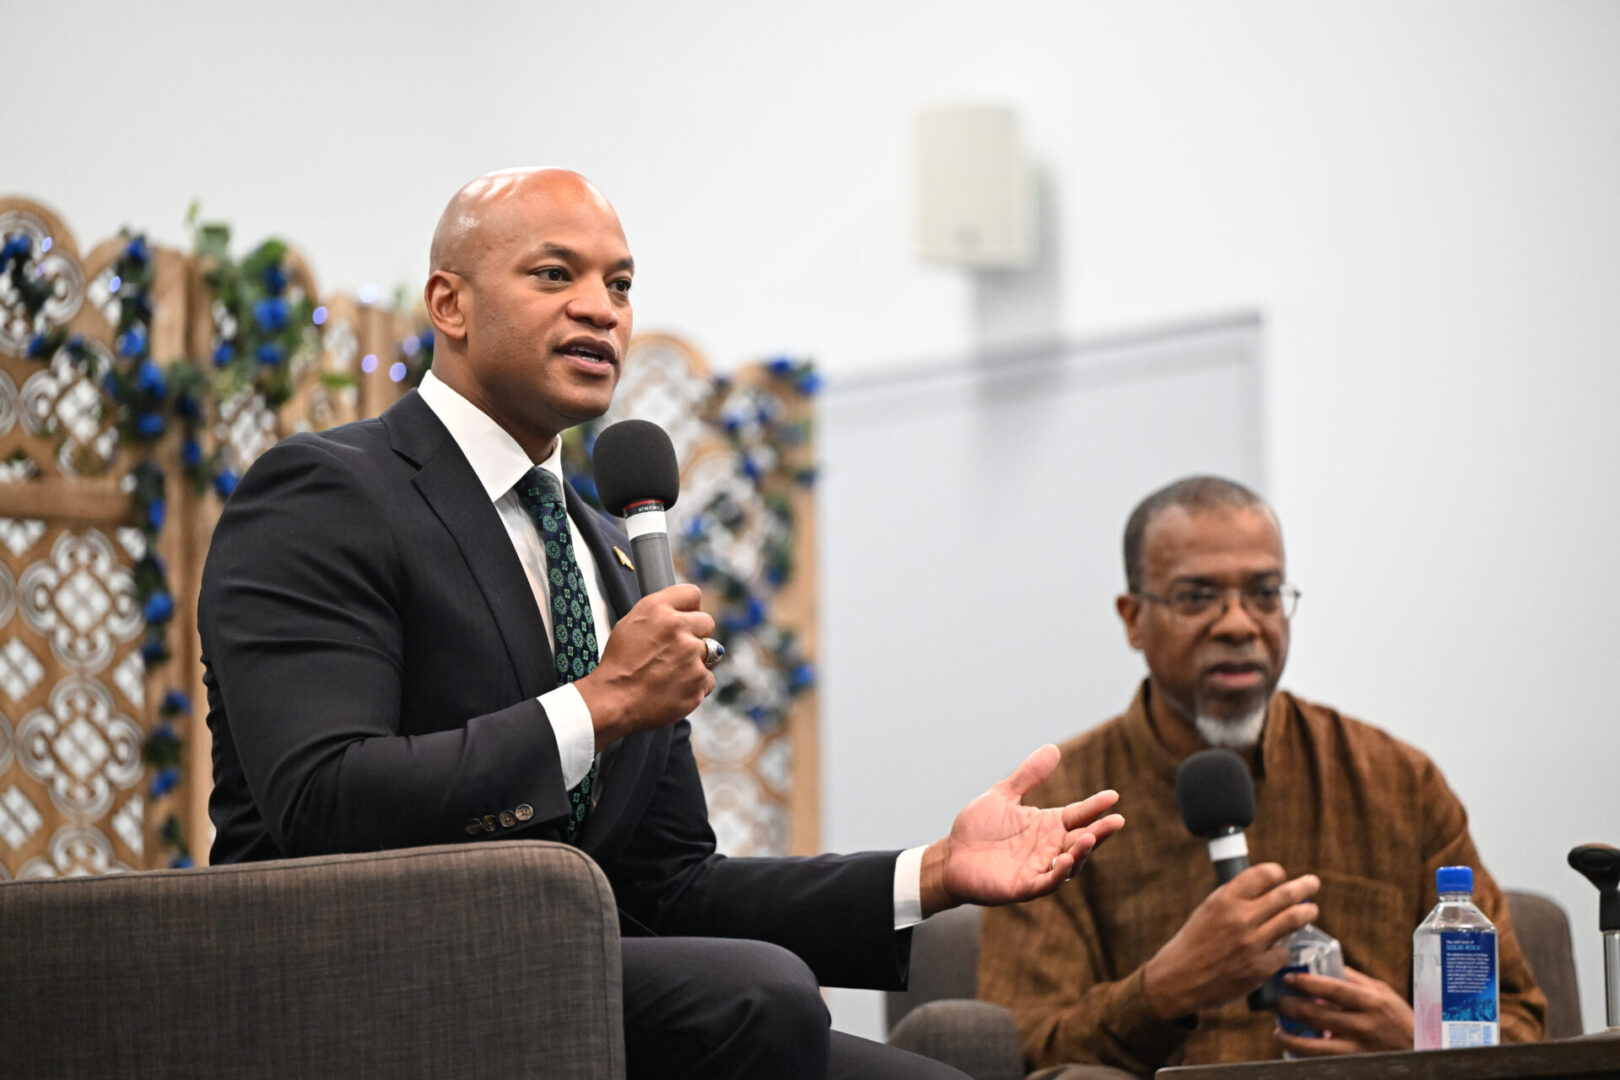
[429,167,621,276]
[420,166,634,461]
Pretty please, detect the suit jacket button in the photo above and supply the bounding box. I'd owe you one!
[482,815,498,833]
[514,804,534,822]
[499,810,516,828]
[465,818,483,836]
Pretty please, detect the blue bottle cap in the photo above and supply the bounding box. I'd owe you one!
[1436,865,1473,894]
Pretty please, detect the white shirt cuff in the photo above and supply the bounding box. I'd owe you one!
[540,683,597,789]
[893,845,927,930]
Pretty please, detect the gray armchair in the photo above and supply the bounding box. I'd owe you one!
[886,891,1582,1080]
[0,841,624,1080]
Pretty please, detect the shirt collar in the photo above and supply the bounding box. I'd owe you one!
[417,370,565,501]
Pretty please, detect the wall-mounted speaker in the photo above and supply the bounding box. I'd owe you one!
[914,104,1036,269]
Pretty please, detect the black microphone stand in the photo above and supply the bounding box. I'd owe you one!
[1568,844,1620,1031]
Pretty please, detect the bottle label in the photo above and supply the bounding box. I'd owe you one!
[1275,965,1320,1038]
[1439,929,1498,1047]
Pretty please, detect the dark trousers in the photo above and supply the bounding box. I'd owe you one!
[623,937,970,1080]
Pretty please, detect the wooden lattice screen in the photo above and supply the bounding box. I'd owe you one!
[0,197,817,875]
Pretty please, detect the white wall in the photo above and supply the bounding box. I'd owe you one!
[10,0,1618,1036]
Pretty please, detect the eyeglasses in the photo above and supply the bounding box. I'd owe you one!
[1133,582,1301,622]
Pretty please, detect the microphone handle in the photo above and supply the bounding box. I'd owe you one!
[1207,832,1277,1012]
[1213,855,1249,887]
[623,503,678,596]
[629,532,677,595]
[1212,855,1278,1010]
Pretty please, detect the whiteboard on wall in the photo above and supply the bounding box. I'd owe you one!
[815,311,1265,1036]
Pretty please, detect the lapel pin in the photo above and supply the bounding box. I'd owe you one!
[613,545,635,571]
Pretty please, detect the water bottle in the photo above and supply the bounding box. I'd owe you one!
[1413,865,1499,1049]
[1275,920,1346,1043]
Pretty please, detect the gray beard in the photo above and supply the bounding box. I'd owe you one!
[1195,707,1267,750]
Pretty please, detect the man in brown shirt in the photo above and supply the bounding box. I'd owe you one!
[978,477,1545,1076]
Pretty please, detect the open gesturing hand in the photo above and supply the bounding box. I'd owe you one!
[919,744,1124,917]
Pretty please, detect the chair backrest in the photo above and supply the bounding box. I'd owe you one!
[888,903,983,1030]
[0,841,625,1079]
[888,890,1582,1039]
[1507,888,1583,1039]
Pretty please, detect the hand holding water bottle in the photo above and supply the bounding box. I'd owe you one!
[1274,966,1416,1055]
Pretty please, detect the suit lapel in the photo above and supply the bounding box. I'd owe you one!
[566,484,654,849]
[385,392,555,700]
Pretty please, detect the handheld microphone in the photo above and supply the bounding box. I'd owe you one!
[1176,748,1256,885]
[592,419,681,597]
[1176,747,1275,1011]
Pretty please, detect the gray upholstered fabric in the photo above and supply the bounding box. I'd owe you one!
[887,905,983,1029]
[0,841,623,1080]
[1507,889,1582,1039]
[889,1000,1024,1080]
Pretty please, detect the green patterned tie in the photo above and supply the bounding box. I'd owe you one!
[514,468,600,844]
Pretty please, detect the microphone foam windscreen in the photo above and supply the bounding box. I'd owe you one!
[1175,748,1256,837]
[592,419,680,515]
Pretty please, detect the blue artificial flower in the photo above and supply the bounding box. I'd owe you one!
[135,412,165,440]
[125,235,150,266]
[136,359,166,396]
[181,438,202,468]
[25,333,49,358]
[740,453,760,481]
[101,372,121,400]
[117,326,148,358]
[262,263,288,295]
[0,234,30,262]
[147,496,166,531]
[214,469,239,499]
[169,854,195,870]
[789,662,815,690]
[767,357,795,376]
[149,766,180,798]
[144,591,175,623]
[765,562,785,586]
[212,341,235,367]
[255,341,283,366]
[161,690,192,715]
[253,296,289,331]
[746,704,769,724]
[140,638,169,665]
[796,370,822,395]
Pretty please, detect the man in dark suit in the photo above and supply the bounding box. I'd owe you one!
[200,167,1125,1079]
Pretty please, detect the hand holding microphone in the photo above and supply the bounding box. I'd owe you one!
[574,420,721,750]
[1138,749,1320,1022]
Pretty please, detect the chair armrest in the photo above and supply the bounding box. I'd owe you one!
[0,841,624,1080]
[888,998,1025,1080]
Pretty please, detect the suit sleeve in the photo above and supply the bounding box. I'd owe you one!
[1414,756,1548,1042]
[200,436,573,857]
[979,882,1194,1074]
[605,718,913,990]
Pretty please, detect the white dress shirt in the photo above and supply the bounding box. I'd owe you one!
[416,371,924,928]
